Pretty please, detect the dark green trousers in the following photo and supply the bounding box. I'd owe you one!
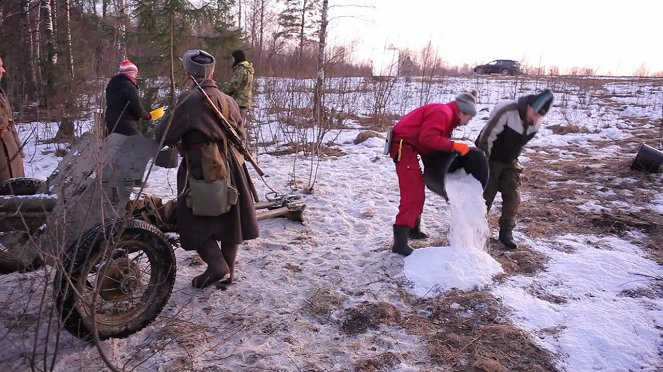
[483,159,522,230]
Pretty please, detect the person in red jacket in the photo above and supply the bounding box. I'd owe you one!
[388,91,478,256]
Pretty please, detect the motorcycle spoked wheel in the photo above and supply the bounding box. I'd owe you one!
[54,219,176,341]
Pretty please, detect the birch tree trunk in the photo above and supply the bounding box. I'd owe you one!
[306,0,327,191]
[35,0,43,92]
[51,0,58,39]
[236,0,243,32]
[54,0,77,139]
[313,0,327,125]
[63,0,75,79]
[116,0,127,59]
[258,0,265,67]
[40,0,58,107]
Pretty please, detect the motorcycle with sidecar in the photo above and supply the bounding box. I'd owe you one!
[0,133,175,341]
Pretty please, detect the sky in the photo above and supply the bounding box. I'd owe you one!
[328,0,663,76]
[2,77,663,370]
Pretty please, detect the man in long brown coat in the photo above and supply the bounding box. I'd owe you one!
[0,56,25,181]
[155,49,259,288]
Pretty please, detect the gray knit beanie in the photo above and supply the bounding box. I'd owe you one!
[455,90,478,116]
[181,49,216,78]
[530,89,554,115]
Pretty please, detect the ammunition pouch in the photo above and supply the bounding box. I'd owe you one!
[185,176,238,217]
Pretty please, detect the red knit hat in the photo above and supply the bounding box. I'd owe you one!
[118,60,138,76]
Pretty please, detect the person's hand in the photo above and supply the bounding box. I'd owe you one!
[452,142,470,156]
[150,106,166,121]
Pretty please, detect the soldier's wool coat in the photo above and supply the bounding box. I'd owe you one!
[155,79,259,250]
[0,88,25,181]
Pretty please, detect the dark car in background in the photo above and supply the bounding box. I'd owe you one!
[474,60,521,76]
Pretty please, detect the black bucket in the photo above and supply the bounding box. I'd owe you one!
[154,147,179,168]
[631,143,663,173]
[422,147,489,201]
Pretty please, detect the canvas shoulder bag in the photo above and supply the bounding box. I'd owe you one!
[185,174,238,216]
[185,140,239,216]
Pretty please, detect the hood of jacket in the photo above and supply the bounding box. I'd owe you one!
[237,61,254,74]
[107,73,138,94]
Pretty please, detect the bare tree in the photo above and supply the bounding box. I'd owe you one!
[246,0,276,68]
[235,0,243,30]
[63,0,75,79]
[115,0,127,60]
[19,0,39,96]
[415,41,443,106]
[313,0,327,125]
[634,63,649,78]
[39,0,58,107]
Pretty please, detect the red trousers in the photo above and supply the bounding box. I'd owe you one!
[391,143,424,228]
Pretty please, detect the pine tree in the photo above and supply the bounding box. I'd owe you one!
[131,0,242,75]
[277,0,320,68]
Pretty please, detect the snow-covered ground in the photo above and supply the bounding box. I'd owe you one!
[1,75,662,371]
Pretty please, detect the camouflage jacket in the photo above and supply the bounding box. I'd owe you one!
[221,61,254,109]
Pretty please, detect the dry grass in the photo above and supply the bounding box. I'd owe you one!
[518,138,663,264]
[356,113,401,131]
[265,143,346,157]
[403,290,556,372]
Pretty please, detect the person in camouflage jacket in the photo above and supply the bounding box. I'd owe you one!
[221,49,254,125]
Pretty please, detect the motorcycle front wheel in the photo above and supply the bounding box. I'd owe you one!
[54,219,176,341]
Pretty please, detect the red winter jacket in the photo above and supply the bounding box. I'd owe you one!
[392,101,462,156]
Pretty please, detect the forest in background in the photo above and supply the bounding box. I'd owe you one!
[0,0,371,114]
[1,0,661,133]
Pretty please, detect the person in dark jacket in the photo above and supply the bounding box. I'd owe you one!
[388,91,477,256]
[0,56,25,181]
[475,89,554,249]
[104,60,151,136]
[155,49,259,288]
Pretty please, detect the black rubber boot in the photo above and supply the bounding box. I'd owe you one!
[192,240,230,288]
[392,225,414,256]
[408,215,429,240]
[499,229,518,249]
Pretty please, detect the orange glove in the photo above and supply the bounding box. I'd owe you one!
[452,142,470,156]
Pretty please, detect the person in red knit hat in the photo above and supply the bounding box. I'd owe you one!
[104,59,151,136]
[388,90,478,256]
